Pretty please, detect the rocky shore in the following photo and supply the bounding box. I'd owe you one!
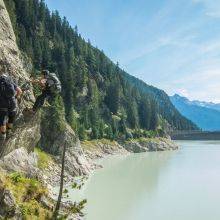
[81,139,129,161]
[0,138,178,188]
[121,137,179,153]
[82,137,178,160]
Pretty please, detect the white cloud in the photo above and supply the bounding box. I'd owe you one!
[176,89,190,98]
[166,62,220,103]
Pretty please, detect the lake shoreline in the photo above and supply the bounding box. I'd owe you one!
[82,137,179,165]
[0,137,178,219]
[66,140,220,220]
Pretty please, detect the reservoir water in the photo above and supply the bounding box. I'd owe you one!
[68,141,220,220]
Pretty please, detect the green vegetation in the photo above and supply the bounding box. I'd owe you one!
[0,172,52,219]
[34,147,53,170]
[82,139,119,150]
[4,0,198,141]
[40,96,67,155]
[0,171,87,219]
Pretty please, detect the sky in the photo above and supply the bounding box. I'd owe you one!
[45,0,220,103]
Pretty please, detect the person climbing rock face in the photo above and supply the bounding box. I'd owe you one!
[31,70,61,113]
[0,73,22,142]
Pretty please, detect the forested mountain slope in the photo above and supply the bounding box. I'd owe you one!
[4,0,197,140]
[122,73,197,131]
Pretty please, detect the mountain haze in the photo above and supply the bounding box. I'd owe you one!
[170,94,220,131]
[190,100,220,112]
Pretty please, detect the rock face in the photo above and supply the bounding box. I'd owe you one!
[0,115,41,157]
[0,0,28,81]
[121,138,178,153]
[0,0,39,156]
[0,187,22,219]
[0,0,91,177]
[0,147,72,188]
[0,147,39,176]
[41,122,91,176]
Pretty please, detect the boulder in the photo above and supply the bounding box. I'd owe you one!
[0,147,40,179]
[0,188,22,219]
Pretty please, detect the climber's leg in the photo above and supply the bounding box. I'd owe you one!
[33,90,48,112]
[6,110,16,138]
[0,111,7,142]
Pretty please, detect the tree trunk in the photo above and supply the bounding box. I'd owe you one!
[52,144,66,219]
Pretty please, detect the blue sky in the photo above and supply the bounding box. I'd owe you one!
[45,0,220,103]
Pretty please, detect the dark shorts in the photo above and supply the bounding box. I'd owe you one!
[0,110,16,126]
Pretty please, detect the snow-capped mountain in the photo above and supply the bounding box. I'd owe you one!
[190,100,220,112]
[170,94,220,131]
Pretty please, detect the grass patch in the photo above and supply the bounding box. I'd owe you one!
[0,172,52,219]
[34,148,53,170]
[82,139,118,150]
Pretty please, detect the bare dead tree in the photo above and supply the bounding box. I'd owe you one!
[52,143,67,219]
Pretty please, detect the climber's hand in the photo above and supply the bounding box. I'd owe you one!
[39,79,46,88]
[30,78,38,84]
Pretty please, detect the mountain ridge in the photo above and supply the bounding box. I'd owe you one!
[170,94,220,131]
[172,94,220,111]
[4,0,198,139]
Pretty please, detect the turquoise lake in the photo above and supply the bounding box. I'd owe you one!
[68,141,220,220]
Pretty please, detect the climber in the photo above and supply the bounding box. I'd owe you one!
[0,74,22,142]
[30,70,61,113]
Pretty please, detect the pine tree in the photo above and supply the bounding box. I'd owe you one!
[127,100,139,129]
[4,0,198,142]
[149,101,159,130]
[139,97,151,130]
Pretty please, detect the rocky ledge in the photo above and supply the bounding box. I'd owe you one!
[121,137,178,153]
[81,139,129,161]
